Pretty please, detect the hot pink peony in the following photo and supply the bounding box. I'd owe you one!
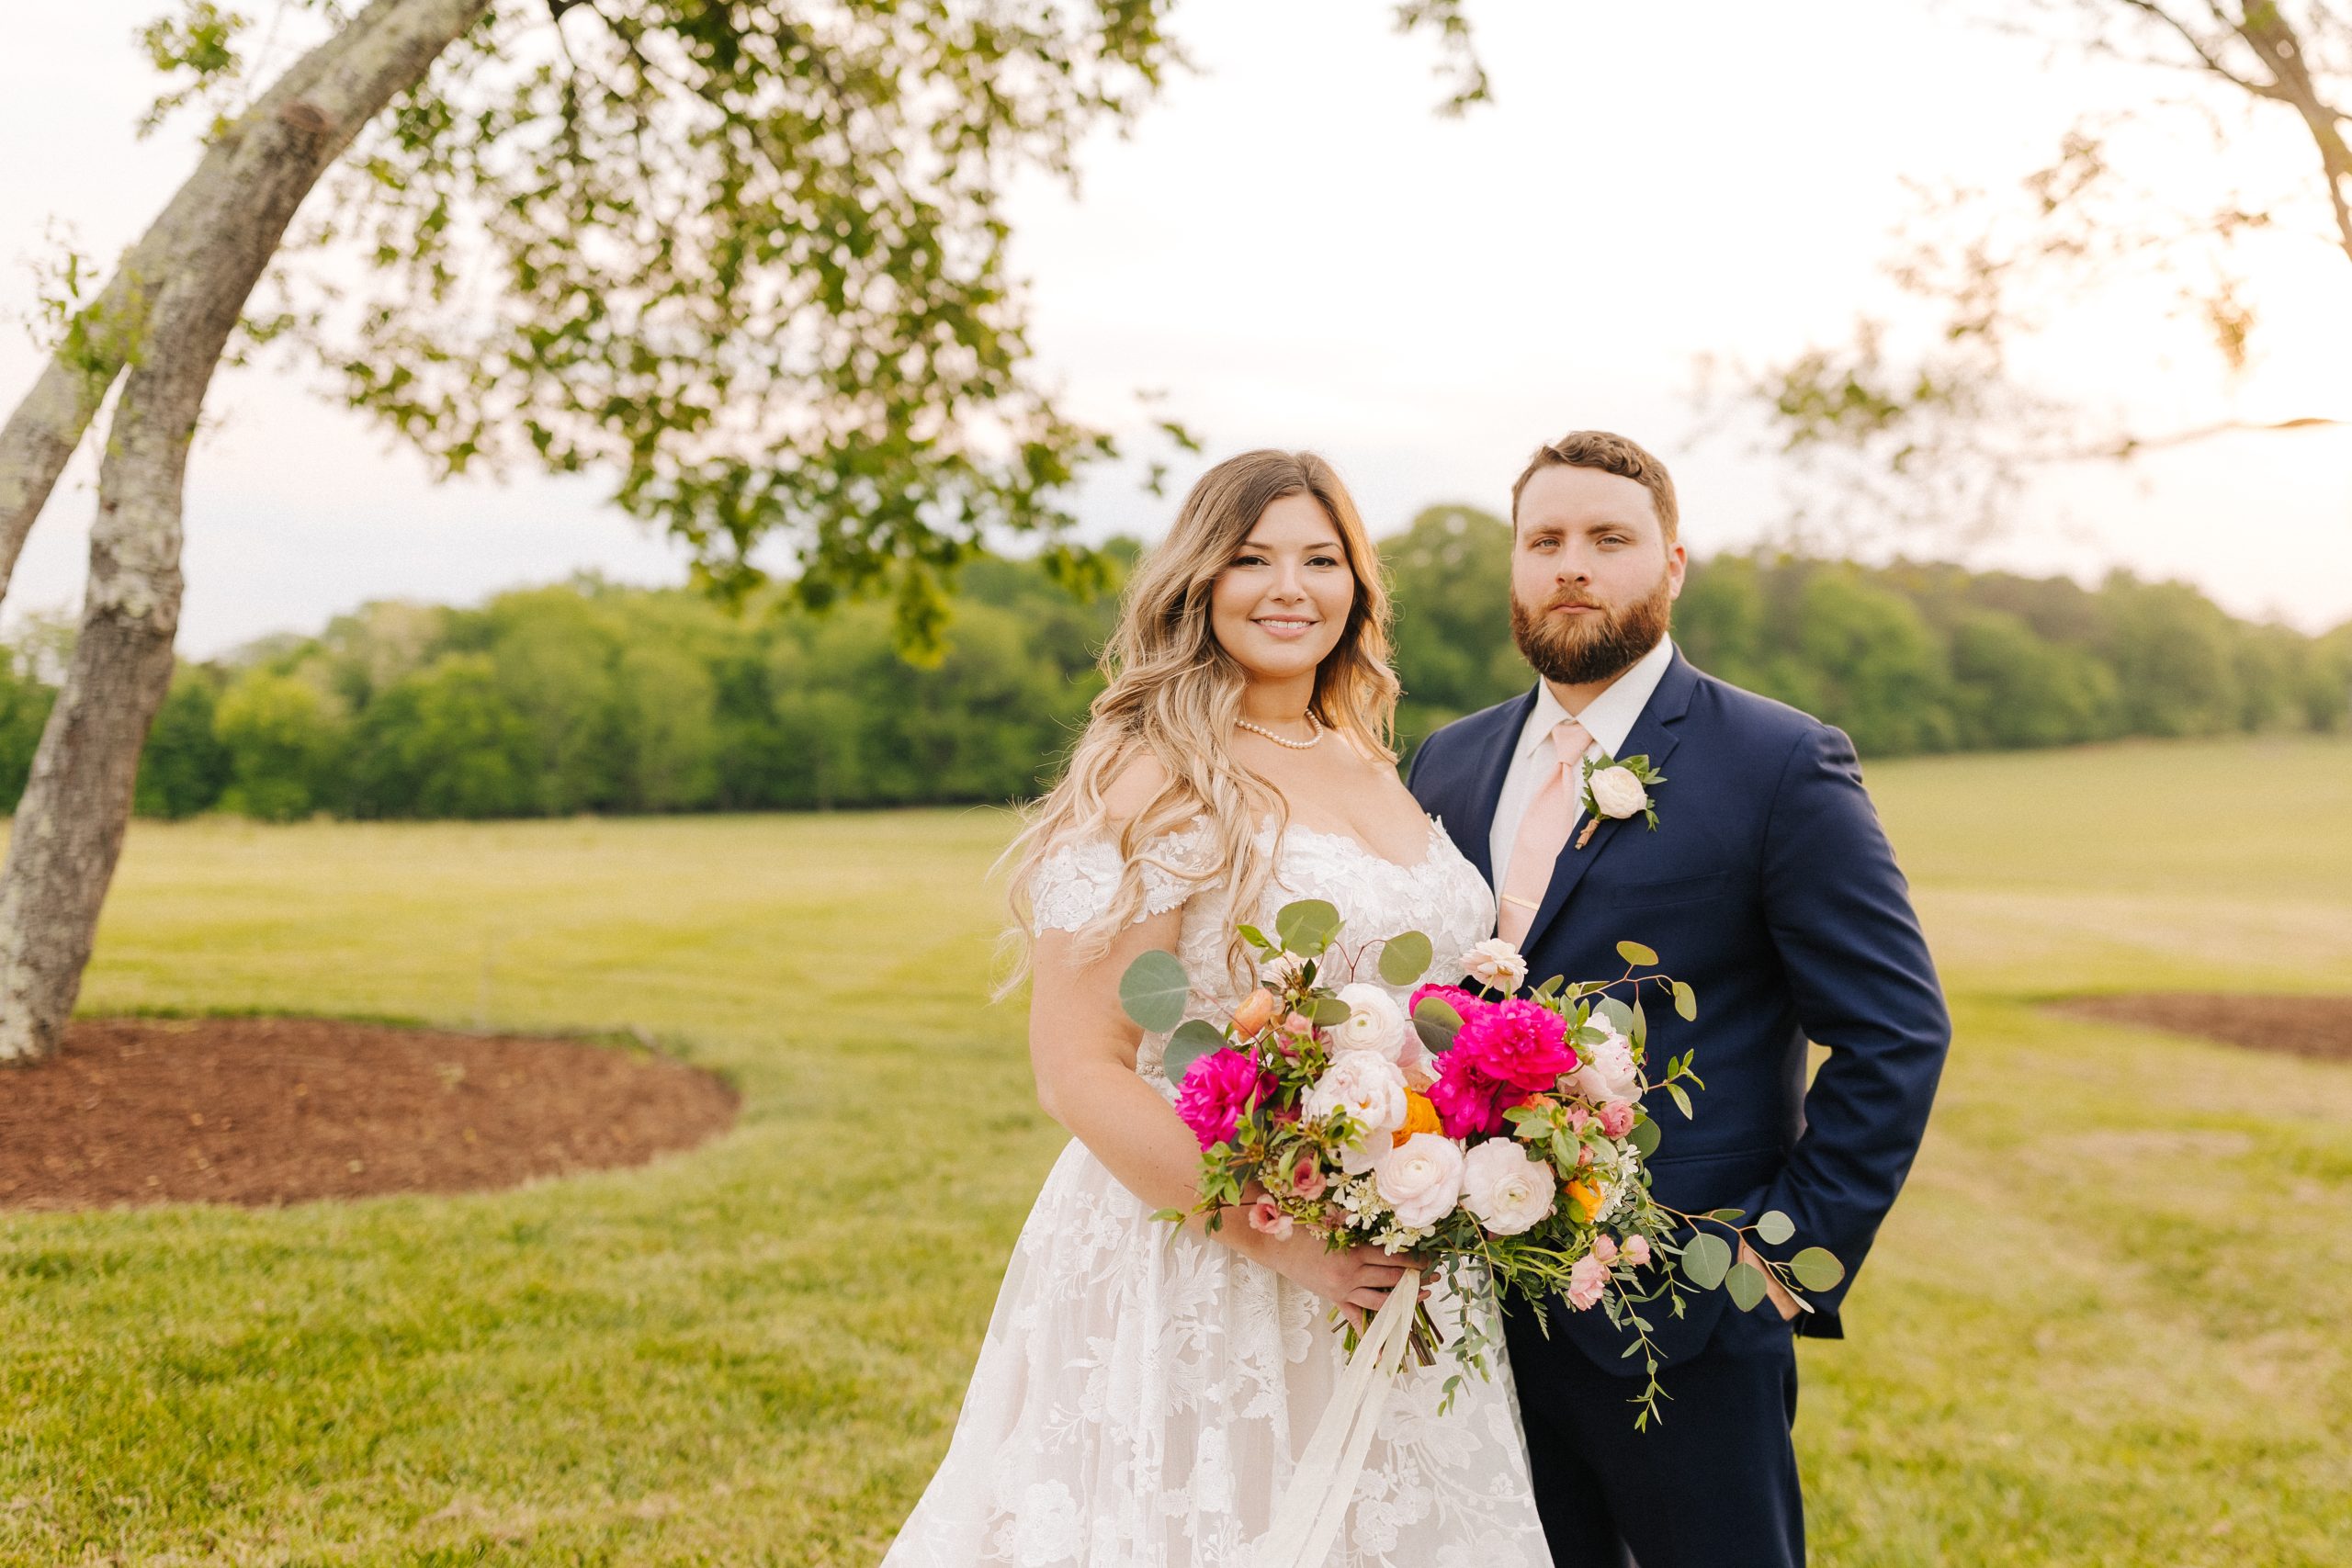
[1427,1059,1525,1139]
[1174,1048,1272,1150]
[1452,999,1578,1091]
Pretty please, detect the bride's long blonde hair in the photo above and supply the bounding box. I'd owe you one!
[999,449,1401,991]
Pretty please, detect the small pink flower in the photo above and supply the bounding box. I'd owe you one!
[1283,1011,1316,1036]
[1599,1100,1636,1139]
[1565,1103,1593,1134]
[1289,1155,1328,1201]
[1566,1252,1611,1311]
[1591,1234,1619,1266]
[1622,1234,1652,1269]
[1247,1197,1293,1239]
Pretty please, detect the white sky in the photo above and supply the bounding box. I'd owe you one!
[4,0,2348,658]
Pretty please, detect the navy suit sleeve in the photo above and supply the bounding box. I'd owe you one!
[1747,725,1950,1337]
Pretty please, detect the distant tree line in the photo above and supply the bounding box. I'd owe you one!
[0,509,2343,822]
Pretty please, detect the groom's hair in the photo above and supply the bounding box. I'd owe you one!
[1510,431,1679,544]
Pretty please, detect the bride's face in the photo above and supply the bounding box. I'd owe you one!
[1209,493,1357,686]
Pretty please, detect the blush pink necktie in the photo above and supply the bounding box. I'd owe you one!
[1497,717,1592,945]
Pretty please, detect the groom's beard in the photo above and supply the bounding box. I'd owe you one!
[1510,576,1672,687]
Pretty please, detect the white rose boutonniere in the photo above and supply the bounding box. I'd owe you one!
[1576,751,1667,849]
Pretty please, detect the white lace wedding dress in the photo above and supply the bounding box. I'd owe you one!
[880,814,1551,1568]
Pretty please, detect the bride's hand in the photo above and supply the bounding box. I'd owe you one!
[1245,1228,1417,1330]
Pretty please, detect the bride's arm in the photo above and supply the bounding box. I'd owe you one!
[1028,919,1411,1322]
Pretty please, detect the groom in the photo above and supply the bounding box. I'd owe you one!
[1406,432,1951,1568]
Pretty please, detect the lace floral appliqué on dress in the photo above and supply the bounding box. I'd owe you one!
[880,817,1550,1568]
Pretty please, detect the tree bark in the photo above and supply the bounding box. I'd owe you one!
[0,0,492,1064]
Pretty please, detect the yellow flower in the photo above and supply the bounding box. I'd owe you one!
[1566,1179,1603,1224]
[1392,1089,1442,1147]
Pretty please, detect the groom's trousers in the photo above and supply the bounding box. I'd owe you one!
[1506,1298,1804,1568]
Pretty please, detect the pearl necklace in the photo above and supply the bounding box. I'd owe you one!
[1237,712,1324,750]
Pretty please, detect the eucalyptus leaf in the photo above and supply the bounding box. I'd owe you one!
[1757,1210,1795,1247]
[1707,1208,1747,1225]
[1160,1019,1229,1089]
[1790,1247,1846,1293]
[1533,975,1565,1001]
[1377,930,1434,987]
[1597,998,1635,1038]
[1679,1232,1732,1291]
[1412,995,1464,1055]
[1628,1116,1661,1158]
[1274,898,1342,956]
[1310,996,1353,1027]
[1726,1260,1770,1312]
[1671,980,1698,1021]
[1118,950,1191,1034]
[1631,998,1648,1048]
[1616,940,1658,967]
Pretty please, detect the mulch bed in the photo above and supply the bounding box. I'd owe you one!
[0,1016,738,1211]
[2048,992,2352,1064]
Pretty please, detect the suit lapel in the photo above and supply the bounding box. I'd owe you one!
[1519,652,1700,953]
[1453,686,1538,889]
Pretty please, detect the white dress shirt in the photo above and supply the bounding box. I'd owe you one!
[1486,636,1679,893]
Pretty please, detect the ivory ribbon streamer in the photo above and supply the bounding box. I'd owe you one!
[1252,1268,1420,1568]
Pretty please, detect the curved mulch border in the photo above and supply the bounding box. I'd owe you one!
[2048,992,2352,1065]
[0,1015,738,1211]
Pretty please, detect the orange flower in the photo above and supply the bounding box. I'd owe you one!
[1392,1089,1443,1147]
[1566,1179,1603,1224]
[1230,987,1278,1038]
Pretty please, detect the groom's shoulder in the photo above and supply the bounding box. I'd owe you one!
[1679,660,1847,763]
[1417,693,1526,760]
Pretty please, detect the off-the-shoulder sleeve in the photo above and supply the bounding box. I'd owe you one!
[1029,821,1209,933]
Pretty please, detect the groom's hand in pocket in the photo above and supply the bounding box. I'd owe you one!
[1739,1240,1801,1322]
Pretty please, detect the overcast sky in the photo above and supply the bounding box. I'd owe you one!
[5,1,2348,658]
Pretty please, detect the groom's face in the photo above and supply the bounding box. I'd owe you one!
[1510,465,1687,687]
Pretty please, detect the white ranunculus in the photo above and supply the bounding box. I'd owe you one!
[1569,1022,1644,1104]
[1458,1139,1558,1236]
[1304,1051,1408,1174]
[1587,765,1650,819]
[1331,983,1408,1062]
[1461,937,1528,993]
[1374,1132,1466,1229]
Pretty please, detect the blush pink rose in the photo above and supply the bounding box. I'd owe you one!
[1622,1234,1653,1268]
[1599,1100,1637,1139]
[1246,1197,1293,1239]
[1591,1233,1619,1266]
[1566,1251,1611,1311]
[1289,1154,1328,1201]
[1174,1048,1272,1150]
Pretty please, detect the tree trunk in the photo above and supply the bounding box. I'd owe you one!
[0,0,492,1064]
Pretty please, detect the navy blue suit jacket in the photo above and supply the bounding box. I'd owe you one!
[1407,650,1950,1371]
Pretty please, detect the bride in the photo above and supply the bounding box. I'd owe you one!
[881,451,1551,1567]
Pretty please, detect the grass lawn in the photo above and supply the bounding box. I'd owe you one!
[4,735,2350,1565]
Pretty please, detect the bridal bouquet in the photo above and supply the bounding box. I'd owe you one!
[1127,900,1846,1427]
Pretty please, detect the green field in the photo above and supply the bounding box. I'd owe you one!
[5,736,2351,1565]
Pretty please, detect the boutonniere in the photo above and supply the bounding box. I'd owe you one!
[1576,751,1666,849]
